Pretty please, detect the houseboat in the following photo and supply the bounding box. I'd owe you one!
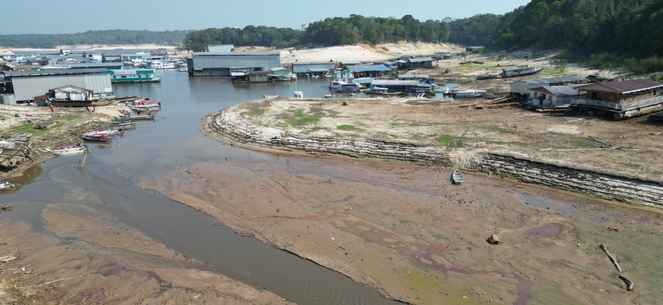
[499,65,544,78]
[330,80,362,93]
[111,69,161,83]
[148,61,175,69]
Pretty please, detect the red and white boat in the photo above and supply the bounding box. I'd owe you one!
[87,128,124,137]
[127,99,160,111]
[329,81,362,93]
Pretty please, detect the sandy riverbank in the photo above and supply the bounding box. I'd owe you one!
[187,96,663,304]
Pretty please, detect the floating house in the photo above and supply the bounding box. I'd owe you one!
[1,69,113,102]
[370,79,420,92]
[110,69,160,83]
[49,85,94,101]
[527,85,586,110]
[408,57,434,69]
[291,62,335,77]
[510,76,588,96]
[569,79,663,119]
[187,52,280,76]
[269,67,294,81]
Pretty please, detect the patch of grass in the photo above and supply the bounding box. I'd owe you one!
[246,100,271,116]
[391,134,398,138]
[460,64,492,69]
[311,127,329,131]
[283,107,335,128]
[435,134,469,148]
[482,125,515,134]
[410,123,421,127]
[5,123,47,135]
[570,140,587,147]
[390,122,401,126]
[336,125,355,130]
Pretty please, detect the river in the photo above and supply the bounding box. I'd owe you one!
[0,70,403,305]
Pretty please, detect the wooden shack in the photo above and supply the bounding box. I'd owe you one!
[576,79,663,106]
[49,85,94,101]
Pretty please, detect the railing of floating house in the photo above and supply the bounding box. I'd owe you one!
[571,95,663,111]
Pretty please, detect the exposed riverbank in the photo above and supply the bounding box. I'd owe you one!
[203,97,663,210]
[187,96,663,304]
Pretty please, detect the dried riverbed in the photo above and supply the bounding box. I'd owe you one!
[188,97,663,304]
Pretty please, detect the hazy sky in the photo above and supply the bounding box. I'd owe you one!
[2,0,531,35]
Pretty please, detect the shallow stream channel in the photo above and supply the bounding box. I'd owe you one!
[0,71,404,304]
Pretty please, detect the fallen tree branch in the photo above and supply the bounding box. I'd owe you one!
[588,135,612,148]
[599,243,622,274]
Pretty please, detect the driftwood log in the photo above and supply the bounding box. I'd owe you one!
[619,275,634,291]
[37,121,58,130]
[599,243,623,274]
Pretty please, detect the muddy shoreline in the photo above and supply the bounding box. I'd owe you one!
[202,99,663,210]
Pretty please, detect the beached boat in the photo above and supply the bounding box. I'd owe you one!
[50,144,88,156]
[452,90,487,98]
[499,65,544,78]
[81,135,113,142]
[451,170,464,184]
[127,99,160,110]
[0,181,15,190]
[294,91,304,98]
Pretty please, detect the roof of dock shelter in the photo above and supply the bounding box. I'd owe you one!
[348,64,391,72]
[576,79,663,94]
[408,57,434,63]
[192,52,280,56]
[515,76,586,85]
[3,68,111,77]
[371,79,419,86]
[531,85,583,96]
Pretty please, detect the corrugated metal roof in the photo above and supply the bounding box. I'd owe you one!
[371,80,419,86]
[348,64,391,72]
[3,69,111,77]
[398,74,430,79]
[517,76,586,85]
[531,85,580,96]
[409,57,434,63]
[193,52,280,56]
[577,79,663,94]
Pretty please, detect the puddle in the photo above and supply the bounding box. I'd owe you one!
[521,224,563,239]
[589,216,608,223]
[517,192,576,214]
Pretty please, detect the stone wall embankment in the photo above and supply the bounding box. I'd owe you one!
[207,110,663,210]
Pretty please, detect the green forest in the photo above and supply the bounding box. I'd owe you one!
[3,0,663,74]
[182,14,500,51]
[488,0,663,73]
[0,30,190,48]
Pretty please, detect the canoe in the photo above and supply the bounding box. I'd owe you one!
[51,144,88,156]
[451,170,464,184]
[108,120,135,127]
[119,113,156,121]
[81,135,112,142]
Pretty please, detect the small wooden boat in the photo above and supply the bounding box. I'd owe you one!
[50,144,88,156]
[0,181,15,190]
[451,170,464,184]
[81,135,112,142]
[119,113,156,121]
[108,119,135,127]
[87,128,124,137]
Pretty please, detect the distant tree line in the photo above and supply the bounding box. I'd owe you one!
[488,0,663,74]
[183,26,301,51]
[183,14,501,52]
[0,30,190,48]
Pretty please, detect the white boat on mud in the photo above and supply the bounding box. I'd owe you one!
[499,65,544,78]
[49,144,88,156]
[0,181,15,190]
[452,90,487,98]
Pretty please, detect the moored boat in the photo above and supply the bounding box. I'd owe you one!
[329,80,362,93]
[451,170,464,184]
[87,128,124,137]
[119,112,156,121]
[81,135,113,142]
[108,119,136,127]
[452,90,487,98]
